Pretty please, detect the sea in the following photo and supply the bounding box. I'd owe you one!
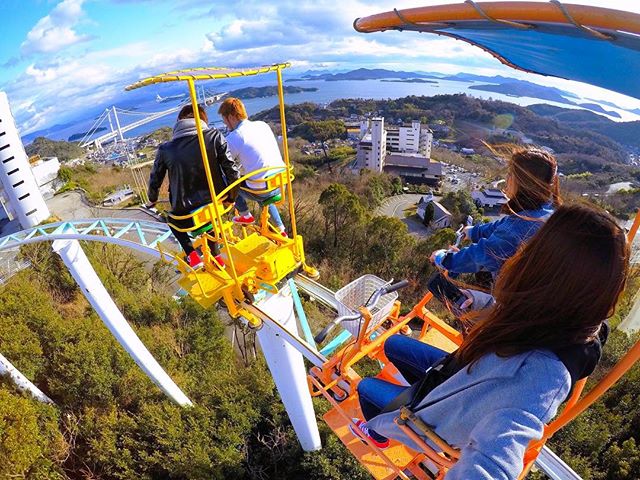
[46,77,640,144]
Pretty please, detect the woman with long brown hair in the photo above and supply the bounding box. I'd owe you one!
[431,147,560,275]
[429,147,561,315]
[351,203,629,479]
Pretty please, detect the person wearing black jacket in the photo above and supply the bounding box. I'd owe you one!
[147,104,240,268]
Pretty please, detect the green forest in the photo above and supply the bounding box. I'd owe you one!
[2,164,640,479]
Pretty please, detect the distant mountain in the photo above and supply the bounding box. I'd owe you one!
[588,98,622,110]
[23,121,78,144]
[256,94,634,165]
[577,103,621,119]
[289,68,439,82]
[441,73,516,84]
[381,78,438,84]
[287,69,624,120]
[450,75,579,100]
[25,136,85,161]
[527,103,640,147]
[468,80,576,105]
[584,99,640,116]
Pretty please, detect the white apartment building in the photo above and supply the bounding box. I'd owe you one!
[356,117,386,172]
[385,121,433,158]
[357,117,440,185]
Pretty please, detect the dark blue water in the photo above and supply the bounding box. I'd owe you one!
[50,78,634,143]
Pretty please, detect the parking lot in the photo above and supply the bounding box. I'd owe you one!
[441,162,483,192]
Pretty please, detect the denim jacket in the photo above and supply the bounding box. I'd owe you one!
[441,203,554,275]
[366,350,570,480]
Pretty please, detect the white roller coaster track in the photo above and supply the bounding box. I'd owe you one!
[0,218,178,262]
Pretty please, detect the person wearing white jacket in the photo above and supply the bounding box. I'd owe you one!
[218,97,287,236]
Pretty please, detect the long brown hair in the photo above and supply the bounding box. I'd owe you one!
[456,203,629,367]
[504,147,561,213]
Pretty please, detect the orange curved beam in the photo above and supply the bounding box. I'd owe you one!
[354,2,640,35]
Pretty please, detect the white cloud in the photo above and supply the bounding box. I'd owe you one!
[21,0,92,56]
[8,0,640,135]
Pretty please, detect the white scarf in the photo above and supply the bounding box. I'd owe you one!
[172,118,209,140]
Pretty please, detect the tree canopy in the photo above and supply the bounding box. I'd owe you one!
[25,137,85,162]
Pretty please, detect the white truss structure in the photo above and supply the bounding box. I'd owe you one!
[0,218,178,262]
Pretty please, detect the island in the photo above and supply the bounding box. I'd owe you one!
[68,127,107,142]
[228,85,318,99]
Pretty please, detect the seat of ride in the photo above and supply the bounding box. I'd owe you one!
[322,326,458,480]
[167,169,304,312]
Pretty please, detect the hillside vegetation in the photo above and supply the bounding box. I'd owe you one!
[255,93,637,165]
[25,137,85,162]
[2,164,640,478]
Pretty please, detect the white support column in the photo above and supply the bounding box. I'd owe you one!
[0,92,50,227]
[255,285,321,451]
[0,353,54,404]
[107,108,115,135]
[112,107,124,142]
[52,239,192,407]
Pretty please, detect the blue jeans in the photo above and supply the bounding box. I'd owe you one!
[235,187,284,229]
[357,335,448,442]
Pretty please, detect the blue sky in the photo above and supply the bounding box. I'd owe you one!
[2,0,640,135]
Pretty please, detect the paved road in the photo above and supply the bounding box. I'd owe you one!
[47,191,158,222]
[377,194,424,218]
[377,194,432,238]
[619,290,640,333]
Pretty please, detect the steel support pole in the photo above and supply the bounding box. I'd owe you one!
[253,285,321,451]
[0,353,54,404]
[52,239,192,407]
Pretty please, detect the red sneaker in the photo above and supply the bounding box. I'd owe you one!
[213,254,225,268]
[186,251,204,270]
[233,213,255,225]
[281,230,288,238]
[348,418,390,449]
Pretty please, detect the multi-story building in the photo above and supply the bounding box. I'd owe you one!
[385,121,433,158]
[356,117,386,172]
[383,153,443,185]
[357,117,441,185]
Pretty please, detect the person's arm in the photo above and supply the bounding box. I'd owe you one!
[469,217,504,242]
[210,130,241,200]
[441,220,520,274]
[446,369,570,480]
[147,147,167,205]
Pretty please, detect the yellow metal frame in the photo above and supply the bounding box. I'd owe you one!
[125,63,317,320]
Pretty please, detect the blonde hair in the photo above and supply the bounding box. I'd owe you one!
[218,97,248,120]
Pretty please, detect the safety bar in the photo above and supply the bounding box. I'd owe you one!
[214,165,294,202]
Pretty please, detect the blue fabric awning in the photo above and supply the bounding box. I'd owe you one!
[354,2,640,99]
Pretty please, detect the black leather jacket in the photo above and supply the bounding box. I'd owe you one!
[148,128,240,214]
